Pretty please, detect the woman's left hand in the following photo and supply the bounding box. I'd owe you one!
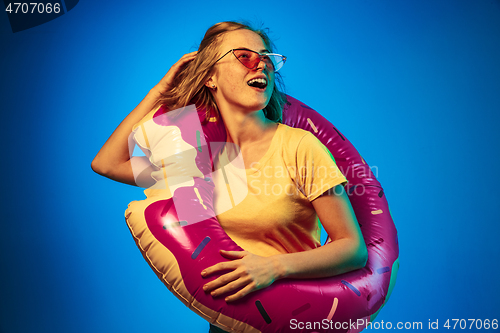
[201,250,283,302]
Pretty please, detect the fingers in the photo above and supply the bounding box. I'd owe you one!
[176,51,198,65]
[203,272,256,302]
[224,284,255,303]
[182,51,198,57]
[202,269,241,293]
[200,250,265,302]
[202,260,235,277]
[169,52,197,72]
[202,259,246,292]
[208,278,257,303]
[219,250,247,259]
[201,251,247,277]
[157,51,198,92]
[204,273,250,296]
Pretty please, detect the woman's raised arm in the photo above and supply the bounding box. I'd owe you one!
[91,51,197,186]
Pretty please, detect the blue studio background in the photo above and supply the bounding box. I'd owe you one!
[1,0,499,332]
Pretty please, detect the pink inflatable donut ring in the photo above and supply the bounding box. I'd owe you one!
[124,95,399,333]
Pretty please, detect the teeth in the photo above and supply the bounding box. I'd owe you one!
[247,78,267,86]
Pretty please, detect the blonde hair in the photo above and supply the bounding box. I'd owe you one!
[154,21,286,123]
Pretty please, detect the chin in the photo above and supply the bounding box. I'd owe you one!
[255,91,272,109]
[235,90,272,112]
[251,99,270,112]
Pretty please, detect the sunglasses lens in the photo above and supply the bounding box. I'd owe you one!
[266,55,285,72]
[233,49,261,69]
[232,50,285,72]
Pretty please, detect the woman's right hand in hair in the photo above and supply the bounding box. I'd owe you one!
[92,51,198,186]
[156,51,198,93]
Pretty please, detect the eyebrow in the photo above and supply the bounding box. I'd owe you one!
[237,47,271,53]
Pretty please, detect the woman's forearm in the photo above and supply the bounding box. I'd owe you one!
[274,237,368,280]
[91,85,162,182]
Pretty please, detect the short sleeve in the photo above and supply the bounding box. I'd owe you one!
[296,132,347,201]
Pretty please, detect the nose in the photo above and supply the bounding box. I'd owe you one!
[255,55,269,71]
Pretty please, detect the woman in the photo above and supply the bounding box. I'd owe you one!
[92,22,368,332]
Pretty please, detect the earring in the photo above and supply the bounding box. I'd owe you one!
[212,84,216,89]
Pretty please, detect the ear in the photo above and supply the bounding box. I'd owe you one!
[205,77,217,90]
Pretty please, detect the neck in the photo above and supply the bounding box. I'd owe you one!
[219,106,276,147]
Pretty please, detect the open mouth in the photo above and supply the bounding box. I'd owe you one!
[247,77,268,89]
